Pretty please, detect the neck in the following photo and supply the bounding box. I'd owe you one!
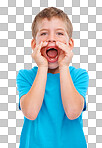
[48,67,59,74]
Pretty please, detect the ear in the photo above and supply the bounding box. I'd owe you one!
[31,39,36,50]
[68,38,74,50]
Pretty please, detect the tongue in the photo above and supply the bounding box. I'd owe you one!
[47,49,58,58]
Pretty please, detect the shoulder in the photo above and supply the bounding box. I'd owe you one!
[17,66,38,77]
[69,66,89,82]
[16,66,38,84]
[69,66,88,74]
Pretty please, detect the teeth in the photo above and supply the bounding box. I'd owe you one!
[47,48,57,51]
[47,48,51,51]
[49,55,58,60]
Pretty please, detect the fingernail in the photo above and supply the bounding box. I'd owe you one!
[44,41,48,45]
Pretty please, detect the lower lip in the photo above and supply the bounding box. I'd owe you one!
[46,55,58,63]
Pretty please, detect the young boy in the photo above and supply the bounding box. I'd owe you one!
[16,7,89,148]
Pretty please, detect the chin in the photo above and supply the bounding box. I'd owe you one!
[48,61,59,69]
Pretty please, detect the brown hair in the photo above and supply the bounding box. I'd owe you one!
[31,7,73,39]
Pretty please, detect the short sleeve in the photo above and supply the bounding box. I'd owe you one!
[16,70,32,110]
[73,68,89,112]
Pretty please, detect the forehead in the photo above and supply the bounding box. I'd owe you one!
[37,17,67,31]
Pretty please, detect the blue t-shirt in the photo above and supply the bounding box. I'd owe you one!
[16,66,89,148]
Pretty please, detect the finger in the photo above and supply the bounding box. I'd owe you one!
[37,41,43,53]
[37,41,48,53]
[56,41,70,54]
[32,41,42,54]
[33,41,46,54]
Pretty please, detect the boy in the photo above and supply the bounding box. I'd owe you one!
[16,7,89,148]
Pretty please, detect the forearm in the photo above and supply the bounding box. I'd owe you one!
[59,66,84,120]
[22,67,48,120]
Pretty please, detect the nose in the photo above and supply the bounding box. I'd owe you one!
[47,39,56,43]
[46,33,56,43]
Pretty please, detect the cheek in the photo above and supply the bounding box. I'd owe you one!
[58,39,68,45]
[38,37,47,44]
[36,35,47,45]
[58,37,69,45]
[36,40,43,45]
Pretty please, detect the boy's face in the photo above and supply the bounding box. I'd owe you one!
[32,17,74,73]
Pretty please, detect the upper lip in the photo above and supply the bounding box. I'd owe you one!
[45,46,59,52]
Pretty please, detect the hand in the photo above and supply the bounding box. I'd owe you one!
[56,41,74,67]
[31,41,48,68]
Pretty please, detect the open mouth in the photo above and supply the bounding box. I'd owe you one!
[45,46,59,63]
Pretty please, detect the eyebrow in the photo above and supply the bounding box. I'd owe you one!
[39,28,65,32]
[39,29,49,32]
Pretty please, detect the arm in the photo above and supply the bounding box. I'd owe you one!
[59,66,84,120]
[20,67,48,120]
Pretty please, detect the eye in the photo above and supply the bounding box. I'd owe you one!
[57,32,64,35]
[41,32,47,36]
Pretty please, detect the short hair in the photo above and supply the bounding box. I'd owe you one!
[31,7,73,39]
